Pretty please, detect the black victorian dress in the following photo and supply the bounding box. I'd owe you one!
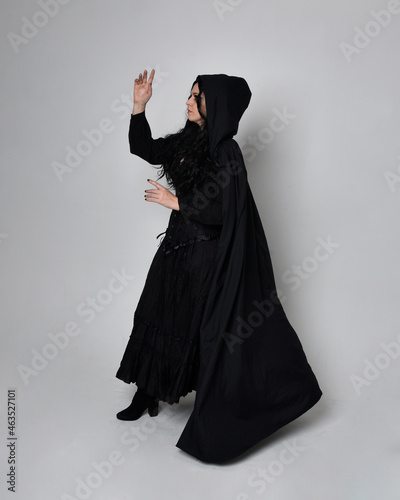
[116,112,222,404]
[117,74,322,464]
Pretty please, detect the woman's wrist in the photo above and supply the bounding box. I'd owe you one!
[132,103,146,115]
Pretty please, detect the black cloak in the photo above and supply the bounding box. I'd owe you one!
[175,74,322,463]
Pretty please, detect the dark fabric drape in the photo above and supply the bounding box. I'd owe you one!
[176,139,322,462]
[175,74,322,463]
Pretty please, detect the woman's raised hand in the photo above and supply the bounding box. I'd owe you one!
[144,179,179,211]
[132,69,155,115]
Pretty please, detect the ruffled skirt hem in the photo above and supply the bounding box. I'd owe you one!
[116,314,199,404]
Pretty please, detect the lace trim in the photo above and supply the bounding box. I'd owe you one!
[163,232,220,254]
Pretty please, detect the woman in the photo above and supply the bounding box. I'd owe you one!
[116,69,322,463]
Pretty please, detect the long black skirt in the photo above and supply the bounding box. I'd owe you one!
[116,238,219,404]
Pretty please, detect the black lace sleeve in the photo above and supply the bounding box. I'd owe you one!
[129,112,171,165]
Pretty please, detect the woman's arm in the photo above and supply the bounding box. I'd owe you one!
[129,112,171,165]
[129,69,171,164]
[129,69,178,210]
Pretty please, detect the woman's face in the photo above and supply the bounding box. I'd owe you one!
[186,83,206,127]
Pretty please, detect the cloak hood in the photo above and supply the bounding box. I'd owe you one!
[196,74,251,157]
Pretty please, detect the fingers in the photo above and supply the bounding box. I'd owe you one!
[144,190,162,203]
[145,180,160,202]
[144,180,169,204]
[135,69,155,86]
[148,69,155,85]
[143,182,178,210]
[147,179,163,189]
[143,69,155,84]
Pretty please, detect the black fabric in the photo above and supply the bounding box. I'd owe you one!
[116,113,223,404]
[118,74,322,463]
[175,74,322,462]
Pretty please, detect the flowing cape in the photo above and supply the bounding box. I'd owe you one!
[176,75,322,463]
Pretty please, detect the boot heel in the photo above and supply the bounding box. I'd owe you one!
[148,399,159,417]
[116,388,159,421]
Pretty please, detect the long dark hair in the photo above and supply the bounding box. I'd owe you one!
[158,77,215,193]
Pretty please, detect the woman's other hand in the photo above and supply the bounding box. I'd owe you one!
[132,69,155,115]
[145,179,179,211]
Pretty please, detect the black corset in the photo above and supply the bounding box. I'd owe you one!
[161,210,221,254]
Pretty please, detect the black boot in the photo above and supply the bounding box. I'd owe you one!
[116,387,159,421]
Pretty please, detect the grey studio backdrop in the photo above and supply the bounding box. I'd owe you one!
[1,1,400,499]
